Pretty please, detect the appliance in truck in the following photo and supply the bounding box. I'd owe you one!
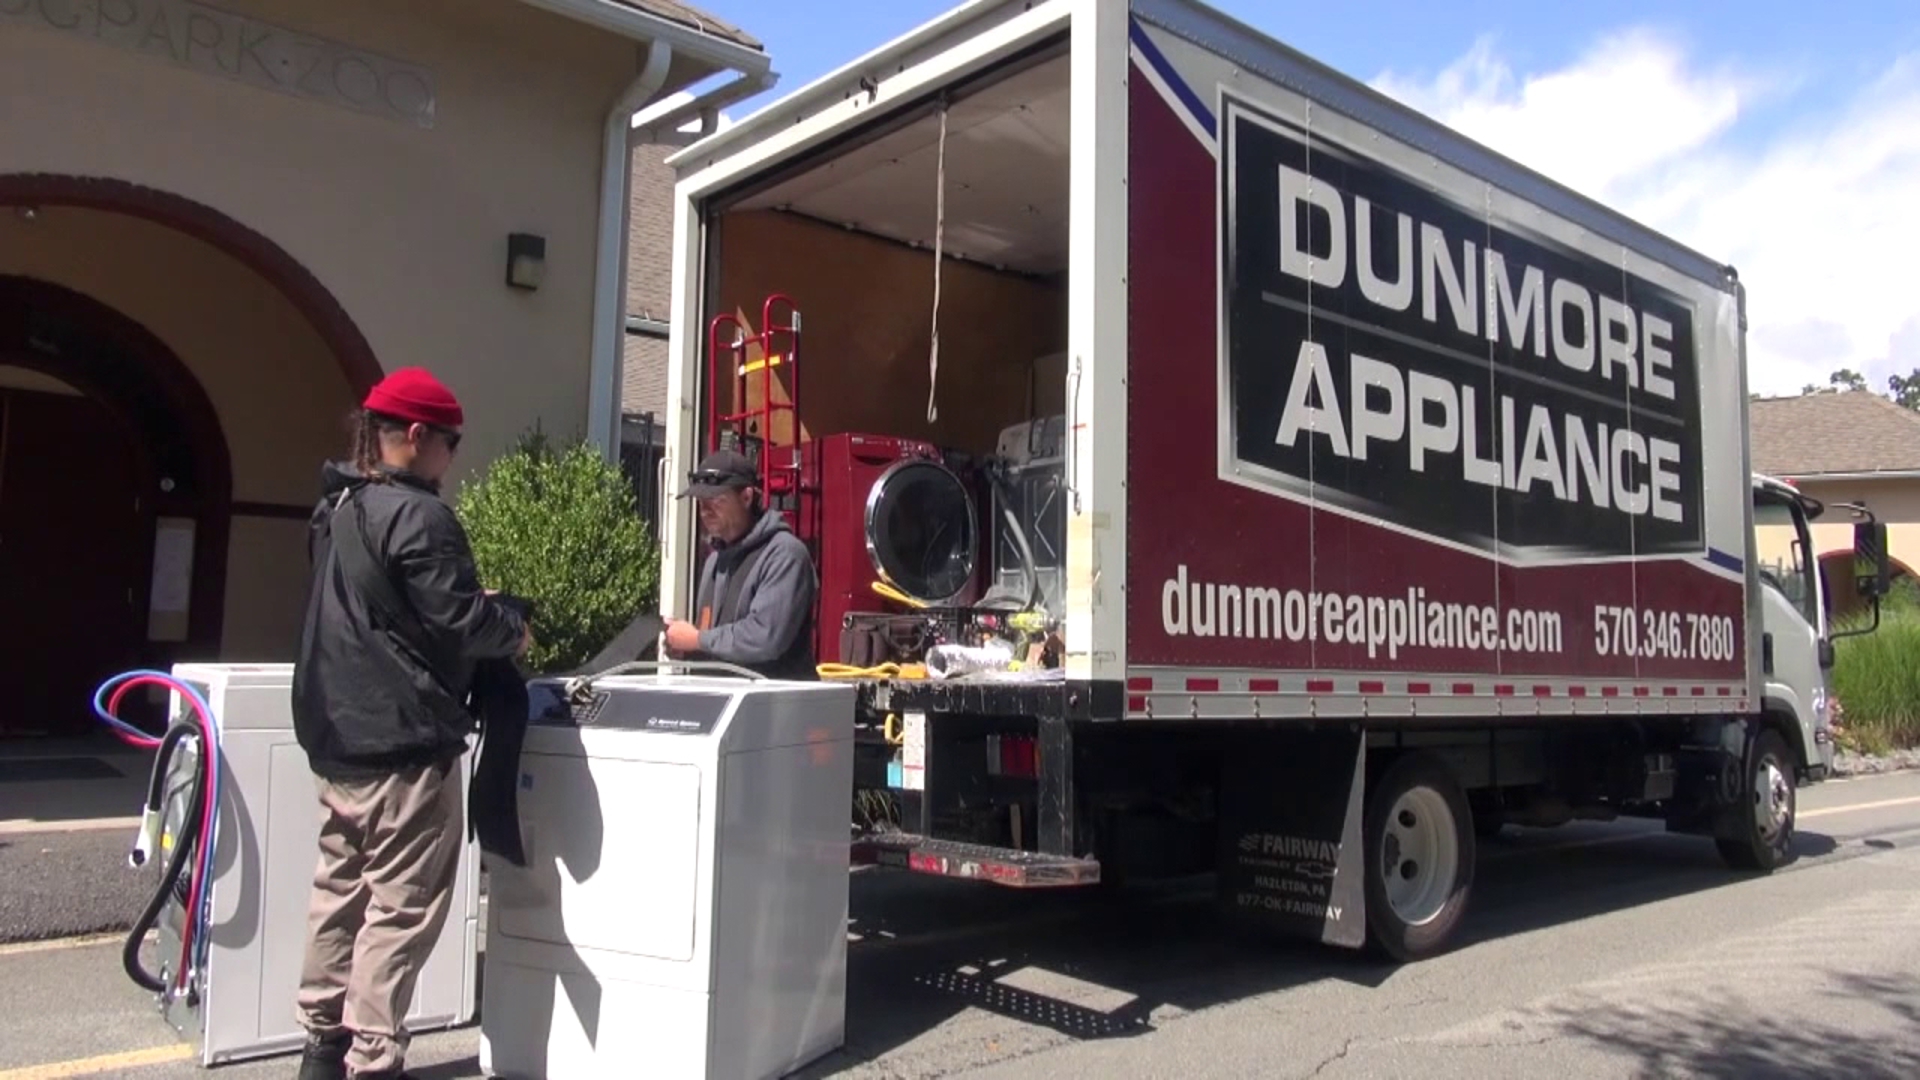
[644,0,1892,961]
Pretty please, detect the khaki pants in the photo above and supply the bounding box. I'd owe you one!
[296,758,463,1076]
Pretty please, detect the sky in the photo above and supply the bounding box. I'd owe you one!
[687,0,1920,399]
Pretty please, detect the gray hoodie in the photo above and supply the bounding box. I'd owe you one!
[691,508,818,679]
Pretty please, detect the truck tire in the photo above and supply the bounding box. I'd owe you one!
[1715,728,1797,872]
[1363,752,1475,963]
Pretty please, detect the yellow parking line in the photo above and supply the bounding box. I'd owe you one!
[1801,794,1920,820]
[0,1044,192,1079]
[0,933,129,958]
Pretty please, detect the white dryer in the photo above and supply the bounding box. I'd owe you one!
[479,669,856,1080]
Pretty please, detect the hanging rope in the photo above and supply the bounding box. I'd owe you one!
[927,102,949,425]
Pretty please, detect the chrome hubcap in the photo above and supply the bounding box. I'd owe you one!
[1382,786,1459,927]
[1757,759,1793,840]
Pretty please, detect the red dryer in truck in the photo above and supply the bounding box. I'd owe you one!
[794,433,986,665]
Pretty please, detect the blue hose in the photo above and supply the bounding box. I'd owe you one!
[92,670,222,998]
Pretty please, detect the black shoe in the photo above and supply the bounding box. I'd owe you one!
[297,1031,350,1080]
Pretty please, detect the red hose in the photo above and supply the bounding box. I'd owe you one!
[104,675,216,995]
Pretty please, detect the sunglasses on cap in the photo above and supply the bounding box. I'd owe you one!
[688,469,749,487]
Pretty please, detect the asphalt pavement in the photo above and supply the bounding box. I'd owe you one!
[0,828,159,945]
[2,770,1918,1079]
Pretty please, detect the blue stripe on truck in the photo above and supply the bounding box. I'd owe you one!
[1708,548,1744,574]
[1129,17,1215,136]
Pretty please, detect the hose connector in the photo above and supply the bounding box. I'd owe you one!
[130,808,161,868]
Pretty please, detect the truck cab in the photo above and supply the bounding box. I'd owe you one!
[1753,473,1834,781]
[1751,471,1889,784]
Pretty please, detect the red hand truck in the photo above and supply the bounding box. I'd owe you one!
[706,294,802,504]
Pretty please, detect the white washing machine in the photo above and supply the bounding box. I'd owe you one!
[479,670,856,1080]
[159,663,481,1065]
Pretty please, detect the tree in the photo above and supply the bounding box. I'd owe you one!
[1794,366,1920,409]
[1889,371,1920,410]
[455,429,659,674]
[1800,368,1868,395]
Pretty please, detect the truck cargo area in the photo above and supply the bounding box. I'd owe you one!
[694,42,1096,886]
[700,41,1070,510]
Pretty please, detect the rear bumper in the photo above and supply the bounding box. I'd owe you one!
[850,832,1101,887]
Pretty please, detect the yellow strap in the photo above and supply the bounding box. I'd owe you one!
[870,580,929,609]
[815,662,929,680]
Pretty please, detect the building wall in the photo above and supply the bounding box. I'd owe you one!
[1753,475,1920,620]
[1793,478,1920,561]
[1753,478,1920,565]
[623,141,676,420]
[1,0,646,657]
[2,0,642,473]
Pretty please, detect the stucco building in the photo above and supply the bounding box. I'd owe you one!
[1751,390,1920,620]
[0,0,769,738]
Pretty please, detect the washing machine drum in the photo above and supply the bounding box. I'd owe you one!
[865,459,977,604]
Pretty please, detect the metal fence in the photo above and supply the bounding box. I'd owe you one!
[618,411,664,534]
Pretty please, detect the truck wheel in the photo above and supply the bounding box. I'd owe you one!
[1363,752,1475,963]
[1715,728,1797,872]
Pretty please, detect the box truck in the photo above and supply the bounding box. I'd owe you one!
[645,0,1892,960]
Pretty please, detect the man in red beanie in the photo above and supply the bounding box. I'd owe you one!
[290,366,531,1080]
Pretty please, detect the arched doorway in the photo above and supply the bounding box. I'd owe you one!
[0,176,381,396]
[0,277,232,737]
[0,176,385,742]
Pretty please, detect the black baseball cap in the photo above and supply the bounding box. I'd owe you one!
[681,448,757,499]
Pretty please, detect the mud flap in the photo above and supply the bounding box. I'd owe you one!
[1216,727,1368,949]
[1708,717,1757,843]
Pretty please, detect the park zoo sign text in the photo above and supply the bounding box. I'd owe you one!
[1218,92,1707,563]
[5,0,437,127]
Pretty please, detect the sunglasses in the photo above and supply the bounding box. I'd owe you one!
[420,425,461,452]
[689,470,749,487]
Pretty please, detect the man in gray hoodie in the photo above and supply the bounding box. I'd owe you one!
[663,448,818,680]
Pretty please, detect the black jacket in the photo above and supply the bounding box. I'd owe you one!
[291,461,527,780]
[690,508,817,680]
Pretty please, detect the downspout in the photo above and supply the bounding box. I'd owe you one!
[588,39,675,458]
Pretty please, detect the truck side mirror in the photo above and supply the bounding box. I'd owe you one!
[1854,521,1892,598]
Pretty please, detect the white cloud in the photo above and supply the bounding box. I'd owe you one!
[1371,33,1920,397]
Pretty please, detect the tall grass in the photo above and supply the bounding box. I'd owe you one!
[1830,580,1920,755]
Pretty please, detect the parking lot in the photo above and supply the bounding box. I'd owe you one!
[3,770,1918,1079]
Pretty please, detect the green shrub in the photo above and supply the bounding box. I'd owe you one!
[455,429,658,674]
[1881,575,1920,616]
[1830,604,1920,755]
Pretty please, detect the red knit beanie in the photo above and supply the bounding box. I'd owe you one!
[363,367,464,428]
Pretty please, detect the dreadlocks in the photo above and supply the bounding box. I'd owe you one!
[349,409,409,482]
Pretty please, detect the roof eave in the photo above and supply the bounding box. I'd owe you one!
[1778,469,1920,483]
[664,0,1035,170]
[516,0,769,76]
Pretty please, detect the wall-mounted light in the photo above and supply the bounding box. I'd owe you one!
[506,232,545,291]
